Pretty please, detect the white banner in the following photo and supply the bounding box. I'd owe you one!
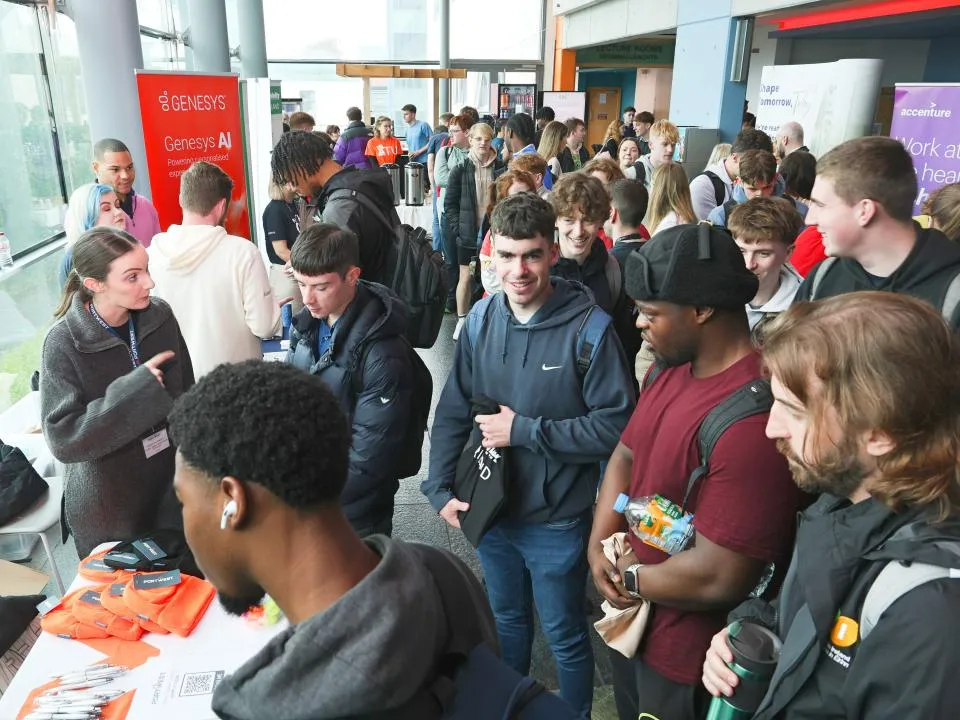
[756,59,883,156]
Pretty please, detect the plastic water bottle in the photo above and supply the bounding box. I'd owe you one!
[0,232,13,270]
[614,492,695,555]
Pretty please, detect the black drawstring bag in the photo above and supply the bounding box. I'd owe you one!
[453,395,511,547]
[0,441,49,527]
[102,528,204,578]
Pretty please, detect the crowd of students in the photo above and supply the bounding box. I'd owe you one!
[33,100,960,720]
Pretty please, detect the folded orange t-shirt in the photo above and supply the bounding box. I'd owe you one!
[72,584,145,641]
[40,587,112,640]
[123,571,216,637]
[100,581,168,635]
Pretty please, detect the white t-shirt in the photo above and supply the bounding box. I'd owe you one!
[651,211,680,236]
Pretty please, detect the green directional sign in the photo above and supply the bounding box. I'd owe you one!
[270,83,282,115]
[577,41,675,67]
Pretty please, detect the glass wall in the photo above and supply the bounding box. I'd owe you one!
[0,2,68,258]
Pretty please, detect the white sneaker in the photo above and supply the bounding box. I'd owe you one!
[453,316,465,341]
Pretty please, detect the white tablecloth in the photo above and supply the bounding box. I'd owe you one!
[397,203,434,234]
[0,548,287,719]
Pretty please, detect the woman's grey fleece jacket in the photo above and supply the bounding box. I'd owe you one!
[40,294,194,557]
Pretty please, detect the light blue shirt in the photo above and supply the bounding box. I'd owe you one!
[405,120,433,156]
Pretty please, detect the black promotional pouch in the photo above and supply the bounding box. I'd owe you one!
[103,529,203,578]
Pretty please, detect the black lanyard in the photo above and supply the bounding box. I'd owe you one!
[89,304,141,368]
[615,233,644,244]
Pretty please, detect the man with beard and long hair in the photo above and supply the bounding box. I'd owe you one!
[167,360,497,720]
[702,291,960,718]
[589,223,807,720]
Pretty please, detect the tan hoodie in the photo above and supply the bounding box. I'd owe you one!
[148,224,280,377]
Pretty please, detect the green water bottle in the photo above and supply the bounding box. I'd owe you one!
[706,620,782,720]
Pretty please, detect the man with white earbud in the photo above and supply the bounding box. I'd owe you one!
[167,360,497,720]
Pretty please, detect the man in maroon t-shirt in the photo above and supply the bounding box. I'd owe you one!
[588,223,806,720]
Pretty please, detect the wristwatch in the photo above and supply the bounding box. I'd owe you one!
[622,563,643,597]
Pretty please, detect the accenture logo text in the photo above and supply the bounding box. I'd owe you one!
[900,101,952,119]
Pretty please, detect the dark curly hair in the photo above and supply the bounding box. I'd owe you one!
[168,361,351,508]
[271,130,332,187]
[491,192,555,243]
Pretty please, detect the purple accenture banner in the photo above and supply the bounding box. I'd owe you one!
[890,84,960,214]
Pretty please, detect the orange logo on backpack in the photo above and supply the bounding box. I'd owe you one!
[830,615,859,648]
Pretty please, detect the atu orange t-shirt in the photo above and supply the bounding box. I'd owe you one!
[365,136,403,166]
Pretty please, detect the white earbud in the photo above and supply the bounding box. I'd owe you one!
[220,500,238,530]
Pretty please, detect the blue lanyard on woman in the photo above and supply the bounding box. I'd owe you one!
[89,304,141,368]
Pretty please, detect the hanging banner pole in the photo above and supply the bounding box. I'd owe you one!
[135,70,252,240]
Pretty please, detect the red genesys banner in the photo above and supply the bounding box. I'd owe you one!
[136,71,251,239]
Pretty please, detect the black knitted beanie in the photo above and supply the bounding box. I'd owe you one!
[625,223,758,309]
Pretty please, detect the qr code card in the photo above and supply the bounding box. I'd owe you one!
[178,670,225,697]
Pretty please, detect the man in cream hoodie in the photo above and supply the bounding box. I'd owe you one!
[148,161,281,377]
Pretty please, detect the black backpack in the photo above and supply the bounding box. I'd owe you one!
[642,363,773,509]
[351,337,433,479]
[697,170,727,207]
[330,188,448,348]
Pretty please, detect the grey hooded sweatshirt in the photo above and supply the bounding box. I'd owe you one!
[211,536,497,720]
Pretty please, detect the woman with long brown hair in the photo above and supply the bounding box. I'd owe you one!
[41,228,194,557]
[537,120,569,184]
[646,163,697,236]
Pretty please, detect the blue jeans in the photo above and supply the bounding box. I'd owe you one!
[431,191,443,252]
[477,513,594,718]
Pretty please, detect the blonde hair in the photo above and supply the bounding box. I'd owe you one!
[646,163,695,232]
[763,292,960,520]
[706,143,732,168]
[268,177,288,202]
[470,122,494,140]
[537,121,568,162]
[603,119,623,145]
[649,119,680,145]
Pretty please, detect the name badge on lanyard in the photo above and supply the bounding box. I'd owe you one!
[89,305,168,458]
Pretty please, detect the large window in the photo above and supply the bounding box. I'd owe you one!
[0,3,67,257]
[451,0,544,61]
[262,0,439,63]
